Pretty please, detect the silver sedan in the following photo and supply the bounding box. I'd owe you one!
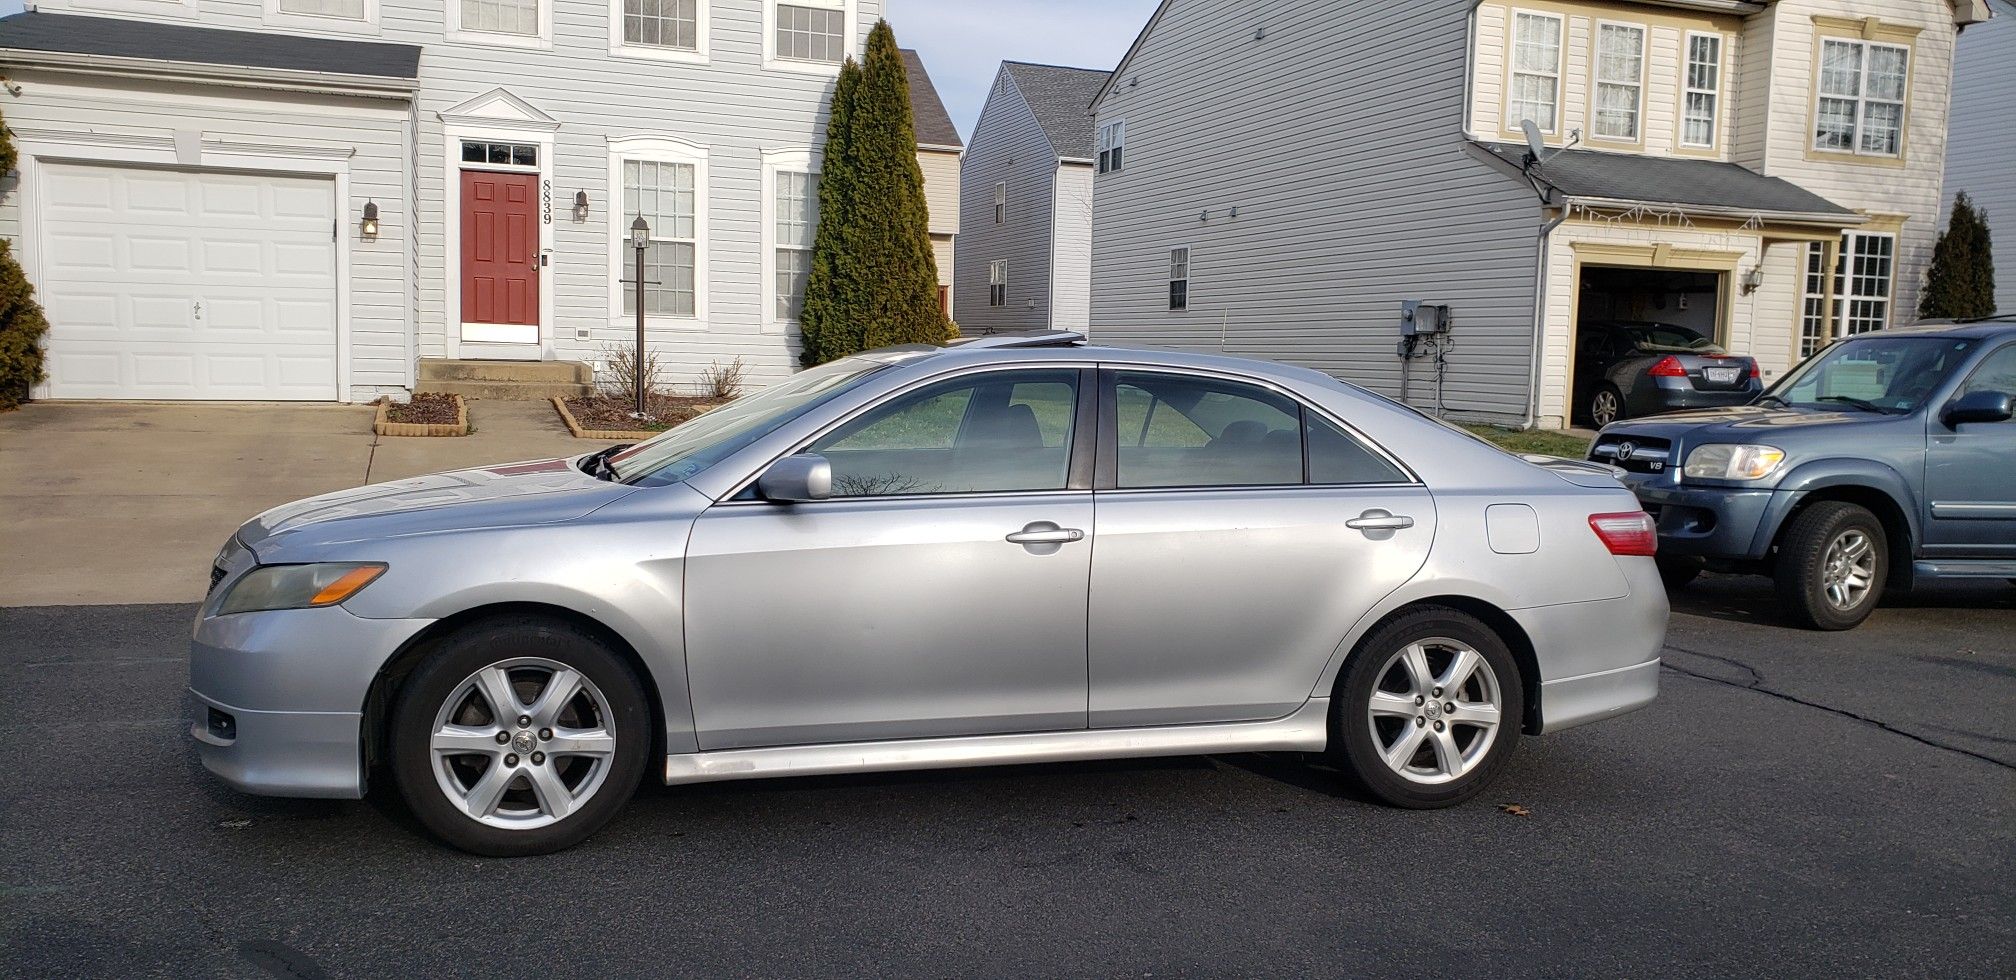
[190,335,1666,855]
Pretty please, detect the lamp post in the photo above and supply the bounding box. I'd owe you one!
[630,216,650,419]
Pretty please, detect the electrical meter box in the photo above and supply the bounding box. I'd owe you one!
[1401,301,1451,336]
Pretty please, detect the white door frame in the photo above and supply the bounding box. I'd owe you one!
[12,128,354,401]
[439,90,558,360]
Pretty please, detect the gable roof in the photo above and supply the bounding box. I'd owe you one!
[1001,61,1112,161]
[0,11,421,81]
[901,48,963,150]
[1476,142,1860,223]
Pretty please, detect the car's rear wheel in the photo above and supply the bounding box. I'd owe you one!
[1330,607,1522,808]
[1775,501,1886,631]
[389,616,649,856]
[1589,385,1625,428]
[1656,555,1704,590]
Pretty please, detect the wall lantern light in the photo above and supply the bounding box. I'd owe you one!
[1741,266,1765,295]
[573,190,590,222]
[360,200,380,240]
[630,215,650,249]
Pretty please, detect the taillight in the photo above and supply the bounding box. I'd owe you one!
[1749,360,1761,379]
[1649,356,1687,378]
[1589,511,1658,556]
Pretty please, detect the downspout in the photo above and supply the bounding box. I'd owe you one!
[1523,205,1568,429]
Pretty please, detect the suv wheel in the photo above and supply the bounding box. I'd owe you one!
[1589,385,1625,428]
[1775,501,1886,631]
[1330,606,1523,808]
[389,616,649,856]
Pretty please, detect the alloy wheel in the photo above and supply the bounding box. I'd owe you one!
[1820,529,1877,612]
[1365,638,1504,785]
[428,658,618,830]
[1590,390,1620,428]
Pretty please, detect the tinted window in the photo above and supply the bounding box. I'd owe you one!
[1112,373,1404,488]
[1960,345,2016,399]
[1630,325,1720,353]
[812,370,1079,496]
[1307,414,1408,484]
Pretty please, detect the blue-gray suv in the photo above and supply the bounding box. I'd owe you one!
[1590,318,2016,630]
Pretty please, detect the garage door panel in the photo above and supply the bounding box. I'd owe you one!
[40,163,339,401]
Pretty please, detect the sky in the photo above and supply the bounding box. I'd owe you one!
[885,0,1161,143]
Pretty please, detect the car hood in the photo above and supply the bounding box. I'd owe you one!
[1600,404,1872,442]
[238,456,640,555]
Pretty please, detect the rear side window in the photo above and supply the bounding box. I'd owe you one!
[1109,372,1406,489]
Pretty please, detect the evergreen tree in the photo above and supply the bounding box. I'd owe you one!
[1920,192,1997,320]
[798,20,953,365]
[0,101,50,409]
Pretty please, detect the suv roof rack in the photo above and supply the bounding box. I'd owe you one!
[949,331,1087,350]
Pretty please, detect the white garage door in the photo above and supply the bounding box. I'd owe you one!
[38,163,339,400]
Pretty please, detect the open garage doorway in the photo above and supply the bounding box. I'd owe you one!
[1570,265,1735,426]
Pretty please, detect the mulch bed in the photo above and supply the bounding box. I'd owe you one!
[384,392,461,425]
[557,393,727,438]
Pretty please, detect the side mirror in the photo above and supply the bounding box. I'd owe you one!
[756,453,832,502]
[1942,390,2015,428]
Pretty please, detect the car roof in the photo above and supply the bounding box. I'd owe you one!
[1874,316,2016,341]
[868,332,1358,387]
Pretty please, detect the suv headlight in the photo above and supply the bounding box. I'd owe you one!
[1683,444,1787,481]
[215,563,386,616]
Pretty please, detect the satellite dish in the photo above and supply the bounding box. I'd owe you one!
[1521,119,1547,161]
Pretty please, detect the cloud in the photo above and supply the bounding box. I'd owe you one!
[886,0,1161,142]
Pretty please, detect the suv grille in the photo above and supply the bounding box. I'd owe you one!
[1589,435,1674,475]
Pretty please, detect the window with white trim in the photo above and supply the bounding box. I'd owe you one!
[993,182,1006,224]
[461,0,540,36]
[1508,11,1563,132]
[1168,247,1189,311]
[1816,38,1908,157]
[1682,32,1722,148]
[623,159,698,317]
[1097,120,1125,174]
[774,0,846,64]
[1801,233,1897,357]
[774,169,819,321]
[1593,23,1645,141]
[625,0,699,49]
[277,0,367,19]
[989,261,1007,307]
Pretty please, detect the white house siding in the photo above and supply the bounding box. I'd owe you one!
[0,68,414,400]
[957,71,1060,332]
[1091,0,1542,420]
[1049,162,1094,332]
[1753,0,1960,326]
[1943,0,2016,314]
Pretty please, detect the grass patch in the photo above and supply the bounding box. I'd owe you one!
[1462,424,1592,459]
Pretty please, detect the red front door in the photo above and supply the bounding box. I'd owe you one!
[461,170,539,329]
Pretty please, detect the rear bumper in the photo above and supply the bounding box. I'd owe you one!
[1535,659,1661,734]
[1512,556,1667,734]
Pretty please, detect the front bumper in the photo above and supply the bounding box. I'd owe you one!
[1622,479,1777,560]
[188,605,433,799]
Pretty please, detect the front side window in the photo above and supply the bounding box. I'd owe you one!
[279,0,367,19]
[812,370,1081,496]
[1960,346,2016,400]
[1593,23,1645,141]
[623,159,697,317]
[625,0,699,49]
[774,170,818,321]
[1112,372,1406,489]
[989,260,1007,307]
[461,0,539,36]
[1508,11,1563,132]
[1097,121,1126,174]
[775,1,846,64]
[1168,247,1189,311]
[1682,33,1722,148]
[1816,38,1908,156]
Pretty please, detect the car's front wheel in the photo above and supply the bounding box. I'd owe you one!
[1330,607,1523,808]
[1775,501,1886,630]
[389,616,650,856]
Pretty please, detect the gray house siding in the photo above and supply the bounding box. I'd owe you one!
[957,71,1061,332]
[1943,0,2016,315]
[1089,0,1541,420]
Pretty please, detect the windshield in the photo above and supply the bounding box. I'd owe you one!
[609,357,892,485]
[1629,325,1721,354]
[1765,336,1978,414]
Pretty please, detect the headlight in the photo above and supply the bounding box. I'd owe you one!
[1683,444,1787,481]
[215,563,386,616]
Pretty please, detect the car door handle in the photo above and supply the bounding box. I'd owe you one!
[1006,525,1084,545]
[1346,511,1415,532]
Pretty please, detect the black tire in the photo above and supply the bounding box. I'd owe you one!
[1329,606,1523,809]
[1774,501,1887,631]
[1589,384,1626,429]
[389,616,650,856]
[1656,555,1705,590]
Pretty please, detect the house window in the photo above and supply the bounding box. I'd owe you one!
[624,0,699,49]
[1593,23,1645,141]
[775,1,846,63]
[993,182,1006,224]
[461,0,540,36]
[277,0,367,19]
[1801,234,1897,357]
[1508,11,1563,132]
[774,170,818,321]
[989,261,1007,307]
[461,141,538,167]
[1168,247,1189,311]
[623,160,698,317]
[1816,38,1909,157]
[1682,33,1722,148]
[1097,121,1126,174]
[1800,242,1831,358]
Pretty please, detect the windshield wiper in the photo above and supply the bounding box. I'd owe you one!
[1814,395,1894,415]
[582,444,633,481]
[1754,394,1790,408]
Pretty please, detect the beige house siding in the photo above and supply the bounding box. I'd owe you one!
[917,148,961,310]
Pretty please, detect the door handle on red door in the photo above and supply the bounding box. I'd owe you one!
[1346,510,1415,532]
[1005,523,1084,545]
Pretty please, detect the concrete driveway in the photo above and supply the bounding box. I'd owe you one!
[0,400,617,607]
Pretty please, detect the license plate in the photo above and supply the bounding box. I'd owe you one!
[1704,367,1740,384]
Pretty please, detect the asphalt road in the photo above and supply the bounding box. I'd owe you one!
[3,578,2012,978]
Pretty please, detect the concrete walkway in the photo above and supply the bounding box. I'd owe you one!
[0,400,622,607]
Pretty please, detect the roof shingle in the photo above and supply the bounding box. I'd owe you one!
[1001,61,1112,161]
[1477,142,1858,219]
[901,48,962,149]
[0,11,421,80]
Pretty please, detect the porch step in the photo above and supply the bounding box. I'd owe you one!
[415,378,595,401]
[415,359,594,400]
